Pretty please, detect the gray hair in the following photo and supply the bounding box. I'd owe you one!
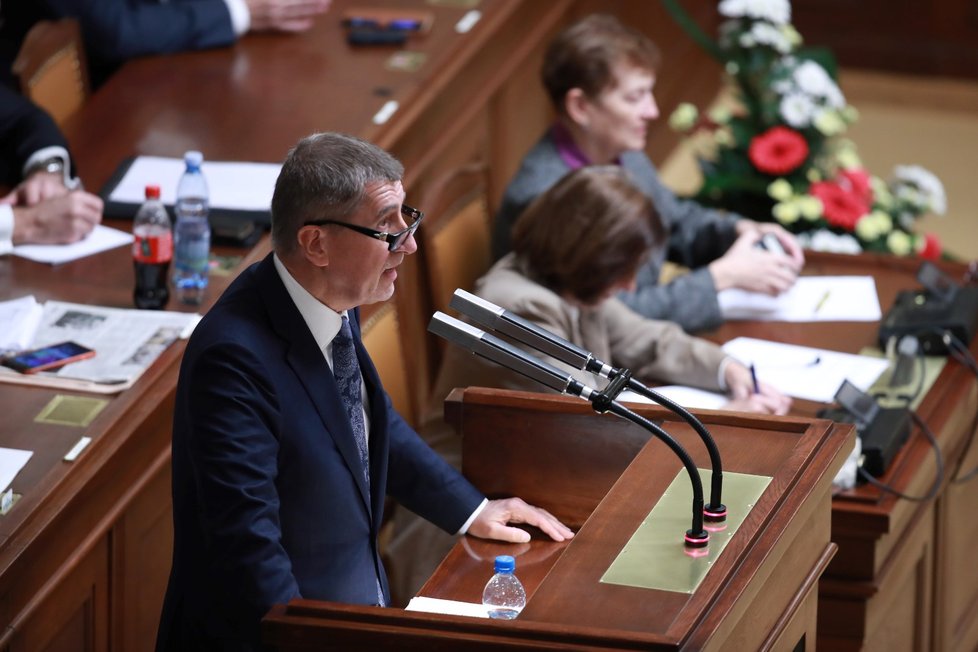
[270,132,404,255]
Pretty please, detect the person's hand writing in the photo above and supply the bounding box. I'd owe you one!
[11,191,103,245]
[246,0,332,33]
[722,362,791,415]
[467,497,574,544]
[10,170,71,206]
[709,230,800,295]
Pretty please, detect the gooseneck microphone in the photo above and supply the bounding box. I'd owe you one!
[429,311,709,548]
[449,289,726,522]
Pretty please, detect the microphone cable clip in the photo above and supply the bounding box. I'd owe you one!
[590,369,632,414]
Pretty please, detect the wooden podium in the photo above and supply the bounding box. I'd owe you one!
[264,388,854,650]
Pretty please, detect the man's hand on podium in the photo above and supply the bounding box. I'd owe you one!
[468,497,574,544]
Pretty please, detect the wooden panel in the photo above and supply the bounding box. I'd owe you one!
[112,457,173,652]
[5,536,109,652]
[793,0,978,80]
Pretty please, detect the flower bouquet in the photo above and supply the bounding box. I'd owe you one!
[663,0,946,258]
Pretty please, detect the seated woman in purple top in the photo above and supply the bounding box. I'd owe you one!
[492,14,806,333]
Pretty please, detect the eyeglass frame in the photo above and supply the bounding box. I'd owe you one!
[302,204,424,251]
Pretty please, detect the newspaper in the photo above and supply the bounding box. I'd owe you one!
[0,300,200,392]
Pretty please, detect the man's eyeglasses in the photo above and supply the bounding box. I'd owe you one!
[303,204,424,251]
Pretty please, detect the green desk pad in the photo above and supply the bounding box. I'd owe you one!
[601,469,771,594]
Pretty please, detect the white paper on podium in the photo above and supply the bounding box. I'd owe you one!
[718,276,881,322]
[108,156,281,211]
[405,596,489,618]
[721,337,890,403]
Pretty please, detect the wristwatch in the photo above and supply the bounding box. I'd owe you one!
[27,156,65,177]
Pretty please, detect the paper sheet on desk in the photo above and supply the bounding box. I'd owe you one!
[722,337,890,403]
[719,276,881,322]
[108,156,281,211]
[405,596,489,618]
[0,295,43,353]
[12,225,132,264]
[0,447,32,494]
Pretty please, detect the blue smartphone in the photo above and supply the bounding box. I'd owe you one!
[2,341,96,374]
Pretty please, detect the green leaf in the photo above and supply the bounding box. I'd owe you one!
[662,0,726,63]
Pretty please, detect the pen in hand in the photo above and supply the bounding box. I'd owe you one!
[750,363,759,394]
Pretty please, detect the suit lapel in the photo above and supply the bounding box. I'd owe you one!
[254,256,372,513]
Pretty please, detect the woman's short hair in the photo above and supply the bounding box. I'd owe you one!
[511,166,665,305]
[542,14,661,113]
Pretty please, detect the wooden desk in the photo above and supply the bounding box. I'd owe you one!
[411,253,978,652]
[708,251,978,652]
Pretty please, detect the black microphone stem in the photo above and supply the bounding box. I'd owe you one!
[621,377,725,520]
[603,401,708,546]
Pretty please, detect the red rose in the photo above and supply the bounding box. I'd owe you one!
[920,233,942,260]
[810,181,867,231]
[748,126,809,175]
[838,168,872,205]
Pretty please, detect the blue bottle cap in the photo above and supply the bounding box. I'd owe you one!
[494,555,515,573]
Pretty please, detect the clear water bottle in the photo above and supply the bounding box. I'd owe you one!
[132,184,172,309]
[172,150,210,305]
[482,555,526,620]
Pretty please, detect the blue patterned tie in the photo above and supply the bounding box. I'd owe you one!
[333,315,385,606]
[333,315,370,486]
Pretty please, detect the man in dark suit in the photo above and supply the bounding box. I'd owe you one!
[0,0,332,88]
[155,132,573,651]
[0,85,102,253]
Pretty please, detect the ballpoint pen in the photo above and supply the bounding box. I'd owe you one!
[750,363,759,394]
[814,290,831,314]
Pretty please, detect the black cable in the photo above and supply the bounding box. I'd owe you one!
[857,410,944,501]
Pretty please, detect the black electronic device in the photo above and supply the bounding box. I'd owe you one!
[879,261,978,354]
[346,26,408,46]
[817,380,912,477]
[2,341,96,374]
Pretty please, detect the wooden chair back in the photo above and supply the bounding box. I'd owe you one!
[418,162,492,319]
[361,301,415,426]
[13,19,90,126]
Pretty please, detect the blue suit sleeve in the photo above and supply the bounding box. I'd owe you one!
[384,404,484,534]
[46,0,235,61]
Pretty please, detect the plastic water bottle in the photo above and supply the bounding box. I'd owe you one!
[172,150,210,305]
[132,184,172,309]
[482,555,526,619]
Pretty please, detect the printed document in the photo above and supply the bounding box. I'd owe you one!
[0,300,199,391]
